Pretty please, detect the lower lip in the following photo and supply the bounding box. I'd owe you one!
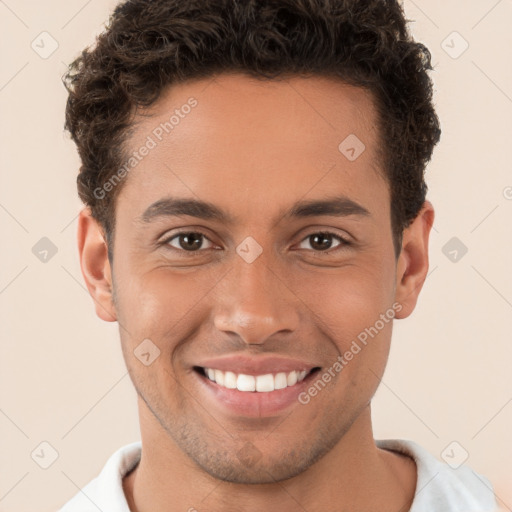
[194,369,319,418]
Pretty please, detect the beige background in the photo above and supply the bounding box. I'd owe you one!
[0,0,511,510]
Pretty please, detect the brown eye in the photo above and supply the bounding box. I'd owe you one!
[298,232,349,252]
[165,231,214,252]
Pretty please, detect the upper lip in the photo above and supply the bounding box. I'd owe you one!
[194,355,321,376]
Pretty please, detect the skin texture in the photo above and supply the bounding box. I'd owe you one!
[78,73,433,512]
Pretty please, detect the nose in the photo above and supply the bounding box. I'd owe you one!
[213,252,301,346]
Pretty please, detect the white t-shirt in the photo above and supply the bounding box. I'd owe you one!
[57,438,498,512]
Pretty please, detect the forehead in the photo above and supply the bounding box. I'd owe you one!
[118,73,387,221]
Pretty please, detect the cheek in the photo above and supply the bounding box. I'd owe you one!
[114,265,213,353]
[292,260,397,397]
[298,261,396,344]
[115,268,213,403]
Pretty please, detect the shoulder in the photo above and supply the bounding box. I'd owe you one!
[376,438,497,512]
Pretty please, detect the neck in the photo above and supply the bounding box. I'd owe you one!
[123,400,416,512]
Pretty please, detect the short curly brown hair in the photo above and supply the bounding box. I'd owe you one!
[63,0,441,262]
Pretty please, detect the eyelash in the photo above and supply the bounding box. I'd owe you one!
[160,229,351,256]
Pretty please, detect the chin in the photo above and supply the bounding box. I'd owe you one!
[194,455,312,485]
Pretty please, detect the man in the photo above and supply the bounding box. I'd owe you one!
[58,0,497,511]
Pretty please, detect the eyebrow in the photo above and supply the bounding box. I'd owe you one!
[137,195,371,225]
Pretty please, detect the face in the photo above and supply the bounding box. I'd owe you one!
[79,73,433,484]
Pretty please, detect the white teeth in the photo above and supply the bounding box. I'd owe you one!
[224,371,237,389]
[203,368,311,392]
[274,372,288,390]
[237,374,255,392]
[214,369,224,386]
[255,374,274,392]
[287,371,298,386]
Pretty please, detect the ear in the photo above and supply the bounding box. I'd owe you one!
[394,200,435,319]
[77,208,117,322]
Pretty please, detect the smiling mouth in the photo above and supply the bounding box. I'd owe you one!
[194,366,321,392]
